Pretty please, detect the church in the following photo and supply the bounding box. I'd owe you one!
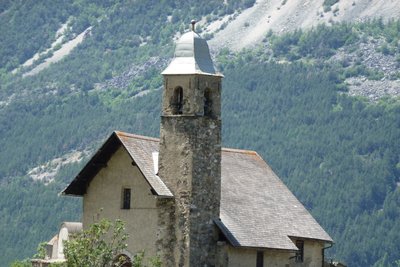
[41,23,333,267]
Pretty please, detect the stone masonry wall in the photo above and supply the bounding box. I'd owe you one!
[157,115,221,267]
[161,74,221,118]
[157,72,222,267]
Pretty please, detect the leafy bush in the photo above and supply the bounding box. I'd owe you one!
[62,218,128,267]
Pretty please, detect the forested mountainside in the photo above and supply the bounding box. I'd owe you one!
[0,1,399,266]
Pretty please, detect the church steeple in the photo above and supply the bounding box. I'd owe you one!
[162,21,219,76]
[160,23,222,118]
[157,23,223,267]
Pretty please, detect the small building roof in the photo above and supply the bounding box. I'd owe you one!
[161,31,221,76]
[60,222,83,234]
[62,131,332,250]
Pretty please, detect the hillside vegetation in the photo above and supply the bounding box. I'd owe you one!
[0,1,399,266]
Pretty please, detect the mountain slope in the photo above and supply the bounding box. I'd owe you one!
[208,0,400,51]
[1,1,400,266]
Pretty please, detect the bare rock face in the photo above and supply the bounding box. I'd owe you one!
[331,37,400,101]
[346,78,400,102]
[95,57,168,91]
[207,0,400,51]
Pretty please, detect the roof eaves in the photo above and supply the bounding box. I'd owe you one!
[288,235,334,244]
[222,147,258,156]
[61,132,121,196]
[232,245,299,252]
[213,219,241,247]
[215,219,303,251]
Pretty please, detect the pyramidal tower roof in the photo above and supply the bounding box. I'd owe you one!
[162,21,221,76]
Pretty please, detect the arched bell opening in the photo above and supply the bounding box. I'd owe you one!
[171,86,183,115]
[204,88,213,117]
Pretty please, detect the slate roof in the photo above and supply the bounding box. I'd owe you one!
[63,131,332,250]
[218,148,333,250]
[117,132,173,197]
[63,131,172,197]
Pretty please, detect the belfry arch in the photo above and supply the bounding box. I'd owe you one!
[204,88,213,117]
[172,86,183,114]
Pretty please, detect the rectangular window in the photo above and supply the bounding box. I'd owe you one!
[256,251,264,267]
[295,240,304,262]
[122,188,131,209]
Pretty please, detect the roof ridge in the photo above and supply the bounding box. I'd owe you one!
[222,147,258,155]
[114,131,159,142]
[116,131,258,155]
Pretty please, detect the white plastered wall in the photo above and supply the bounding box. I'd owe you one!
[83,147,159,258]
[227,239,325,267]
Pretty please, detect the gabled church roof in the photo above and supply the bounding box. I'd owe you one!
[62,131,332,250]
[62,131,173,197]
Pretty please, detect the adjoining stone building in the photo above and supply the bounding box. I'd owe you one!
[59,25,333,266]
[31,222,82,267]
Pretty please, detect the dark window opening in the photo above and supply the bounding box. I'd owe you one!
[295,240,304,262]
[114,254,132,267]
[172,87,183,114]
[256,251,264,267]
[204,88,212,117]
[218,230,227,242]
[122,188,131,210]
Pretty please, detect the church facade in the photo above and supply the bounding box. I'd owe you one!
[61,26,333,267]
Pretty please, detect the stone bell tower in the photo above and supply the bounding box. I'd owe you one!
[157,21,223,267]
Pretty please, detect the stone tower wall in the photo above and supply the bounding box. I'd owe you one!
[157,73,222,267]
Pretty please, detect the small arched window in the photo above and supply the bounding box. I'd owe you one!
[204,88,212,117]
[172,87,183,114]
